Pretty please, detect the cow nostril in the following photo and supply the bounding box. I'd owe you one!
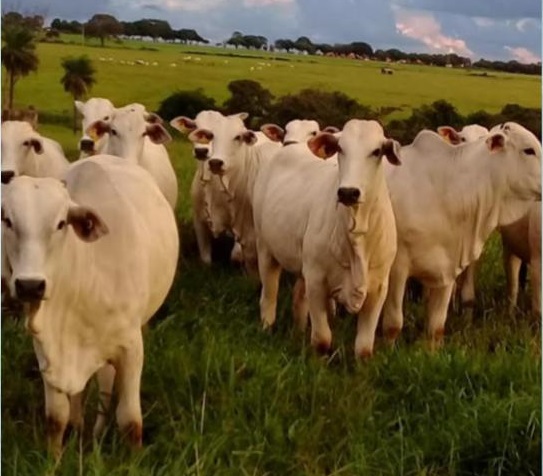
[80,139,95,152]
[208,159,224,173]
[1,171,15,184]
[15,278,46,301]
[194,148,209,161]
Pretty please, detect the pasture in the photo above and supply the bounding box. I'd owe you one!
[1,38,541,475]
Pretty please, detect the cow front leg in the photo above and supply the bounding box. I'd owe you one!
[292,277,309,332]
[69,391,84,433]
[355,283,388,359]
[382,264,409,345]
[306,280,332,354]
[114,332,144,448]
[93,363,116,439]
[193,215,213,265]
[459,262,476,320]
[43,380,70,460]
[530,259,541,318]
[426,283,455,352]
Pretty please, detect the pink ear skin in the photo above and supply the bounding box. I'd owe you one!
[307,132,339,160]
[382,139,402,165]
[145,124,172,145]
[260,124,285,143]
[169,116,197,133]
[86,120,111,139]
[486,133,506,153]
[145,112,164,125]
[241,130,257,145]
[437,126,461,145]
[68,206,109,243]
[188,128,214,144]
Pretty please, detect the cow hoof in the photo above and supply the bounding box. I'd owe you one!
[314,341,332,356]
[383,326,401,344]
[121,421,142,448]
[356,348,373,360]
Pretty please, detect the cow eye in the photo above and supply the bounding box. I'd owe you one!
[57,220,66,230]
[524,147,536,156]
[461,138,466,142]
[372,148,381,157]
[3,217,12,229]
[103,115,110,121]
[111,129,118,136]
[311,131,318,136]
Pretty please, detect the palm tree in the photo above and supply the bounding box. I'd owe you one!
[60,56,96,133]
[1,24,39,114]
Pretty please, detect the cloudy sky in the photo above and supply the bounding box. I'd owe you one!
[12,0,542,63]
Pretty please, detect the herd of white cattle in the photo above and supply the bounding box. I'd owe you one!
[0,97,541,457]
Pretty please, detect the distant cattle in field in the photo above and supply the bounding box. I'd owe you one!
[2,106,39,130]
[381,68,394,75]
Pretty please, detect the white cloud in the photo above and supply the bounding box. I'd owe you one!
[504,46,541,64]
[394,7,474,57]
[243,0,293,6]
[473,17,495,28]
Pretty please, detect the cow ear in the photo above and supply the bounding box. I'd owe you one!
[322,126,340,134]
[169,116,197,133]
[144,112,163,125]
[260,123,285,142]
[74,100,84,114]
[486,132,506,152]
[233,112,249,121]
[382,139,402,165]
[86,120,111,141]
[145,123,172,145]
[240,130,257,145]
[28,137,44,154]
[188,128,213,144]
[68,205,109,243]
[438,126,461,145]
[308,132,339,159]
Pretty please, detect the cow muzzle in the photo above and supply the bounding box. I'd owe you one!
[208,158,224,175]
[1,171,15,184]
[337,187,361,206]
[79,138,95,154]
[15,277,46,302]
[194,147,209,161]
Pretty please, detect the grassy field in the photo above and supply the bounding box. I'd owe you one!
[1,38,542,475]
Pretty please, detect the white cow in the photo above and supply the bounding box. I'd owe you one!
[382,122,541,349]
[2,155,179,457]
[438,124,489,144]
[75,97,115,157]
[260,119,320,145]
[87,108,178,209]
[252,120,401,357]
[1,121,69,184]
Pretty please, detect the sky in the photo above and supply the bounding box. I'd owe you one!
[9,0,542,63]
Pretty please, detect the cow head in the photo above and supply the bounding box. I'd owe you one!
[308,119,401,207]
[75,98,115,156]
[86,109,171,164]
[438,124,489,145]
[486,122,541,203]
[2,176,108,304]
[1,121,45,184]
[261,119,321,146]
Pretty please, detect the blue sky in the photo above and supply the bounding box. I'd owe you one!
[13,0,542,63]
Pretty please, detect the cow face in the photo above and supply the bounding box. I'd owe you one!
[2,177,108,303]
[206,113,255,176]
[283,119,320,146]
[75,98,115,155]
[308,120,401,207]
[1,121,45,183]
[438,124,489,145]
[487,122,541,202]
[86,109,171,164]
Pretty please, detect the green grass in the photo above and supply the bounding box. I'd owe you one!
[1,38,541,475]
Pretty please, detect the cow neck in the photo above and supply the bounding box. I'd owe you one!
[22,150,44,177]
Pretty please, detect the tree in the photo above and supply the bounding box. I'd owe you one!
[60,56,96,133]
[223,80,274,128]
[226,31,245,49]
[157,89,216,122]
[1,23,39,113]
[85,14,123,46]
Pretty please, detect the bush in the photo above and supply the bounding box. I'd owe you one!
[157,89,216,122]
[222,79,274,129]
[268,88,375,129]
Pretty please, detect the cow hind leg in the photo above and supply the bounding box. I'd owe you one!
[459,262,476,320]
[382,265,409,345]
[530,259,541,319]
[193,216,213,265]
[257,242,282,330]
[68,392,84,433]
[504,248,522,314]
[355,283,388,359]
[114,332,144,448]
[425,283,455,352]
[93,363,116,440]
[43,380,70,460]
